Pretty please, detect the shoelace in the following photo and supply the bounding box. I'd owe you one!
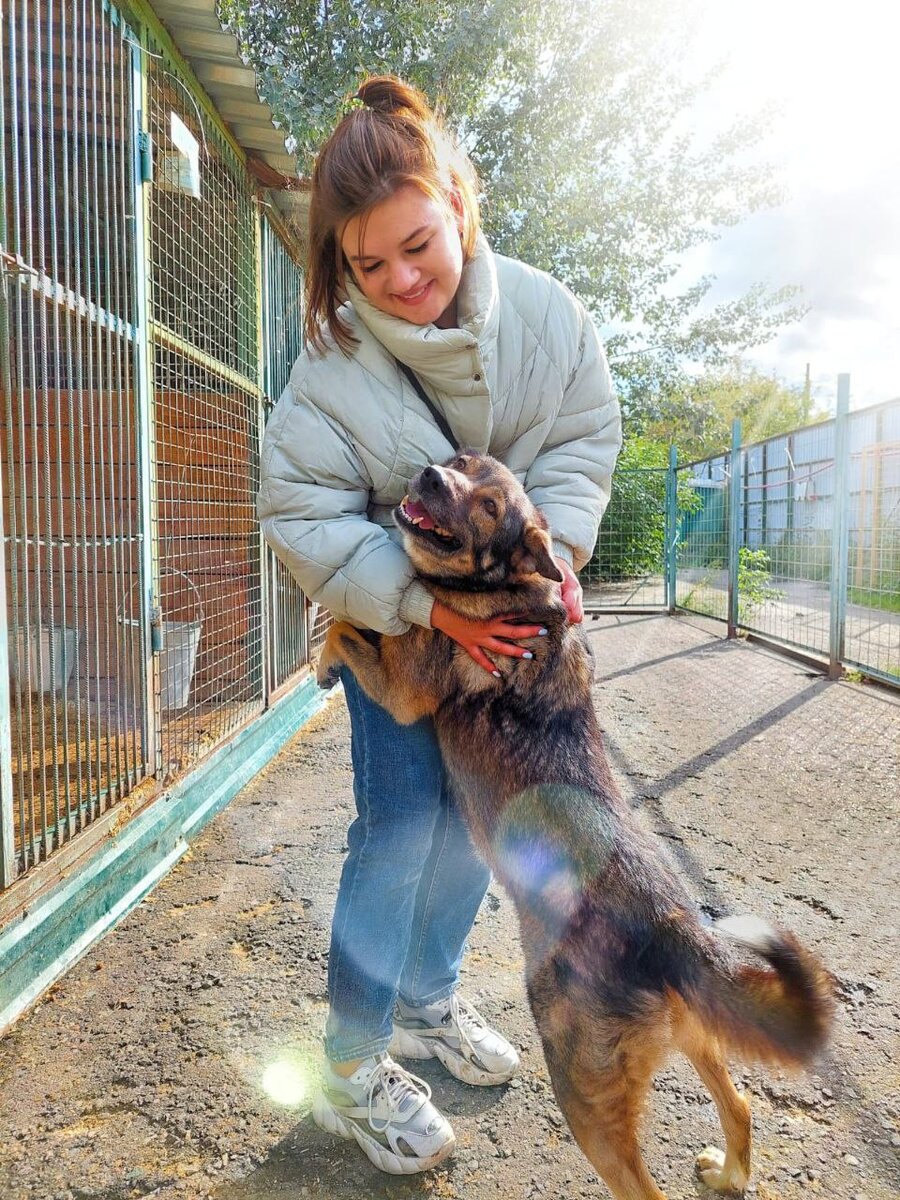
[446,992,487,1060]
[366,1058,432,1134]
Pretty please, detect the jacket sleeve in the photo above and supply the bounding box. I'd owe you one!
[524,305,622,571]
[257,386,433,635]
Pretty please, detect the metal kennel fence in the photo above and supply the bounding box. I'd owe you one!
[585,378,900,690]
[0,0,318,889]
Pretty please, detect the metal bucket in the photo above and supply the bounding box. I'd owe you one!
[10,625,79,694]
[159,619,202,710]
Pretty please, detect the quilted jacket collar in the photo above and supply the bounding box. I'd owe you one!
[345,231,499,395]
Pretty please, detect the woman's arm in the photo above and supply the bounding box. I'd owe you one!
[258,388,430,635]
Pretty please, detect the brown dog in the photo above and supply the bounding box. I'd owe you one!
[316,451,833,1199]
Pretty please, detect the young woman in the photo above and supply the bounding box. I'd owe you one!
[258,75,621,1175]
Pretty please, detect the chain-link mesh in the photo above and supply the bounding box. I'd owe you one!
[1,0,148,876]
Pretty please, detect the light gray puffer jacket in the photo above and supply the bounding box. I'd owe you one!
[258,234,622,635]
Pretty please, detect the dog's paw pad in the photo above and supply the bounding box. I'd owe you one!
[697,1146,747,1193]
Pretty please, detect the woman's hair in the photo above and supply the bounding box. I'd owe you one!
[304,75,480,353]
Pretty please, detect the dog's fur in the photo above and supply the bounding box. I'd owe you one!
[317,452,833,1199]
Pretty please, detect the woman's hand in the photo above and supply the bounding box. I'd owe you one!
[431,602,548,676]
[556,558,584,624]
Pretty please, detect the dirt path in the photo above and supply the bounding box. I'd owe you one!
[0,614,898,1200]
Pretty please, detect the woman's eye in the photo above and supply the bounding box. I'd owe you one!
[361,261,383,275]
[408,240,430,255]
[482,498,498,517]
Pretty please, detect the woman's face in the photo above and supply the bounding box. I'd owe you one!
[340,184,465,328]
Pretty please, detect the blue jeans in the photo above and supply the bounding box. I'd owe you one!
[325,668,491,1063]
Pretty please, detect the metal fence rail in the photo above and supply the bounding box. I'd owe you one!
[587,379,899,689]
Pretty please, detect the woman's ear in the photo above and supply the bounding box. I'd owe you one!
[448,187,465,234]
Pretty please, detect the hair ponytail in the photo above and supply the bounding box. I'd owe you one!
[304,75,480,354]
[354,75,432,122]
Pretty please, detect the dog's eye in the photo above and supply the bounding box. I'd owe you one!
[482,498,498,517]
[454,455,469,470]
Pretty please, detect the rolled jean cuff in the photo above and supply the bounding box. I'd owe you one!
[397,981,459,1009]
[325,1035,393,1065]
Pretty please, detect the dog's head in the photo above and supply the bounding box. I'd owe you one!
[394,451,564,589]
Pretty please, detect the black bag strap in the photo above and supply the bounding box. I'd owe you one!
[397,361,458,451]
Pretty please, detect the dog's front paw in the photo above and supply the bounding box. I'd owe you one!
[315,655,342,690]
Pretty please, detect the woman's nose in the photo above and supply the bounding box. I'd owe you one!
[389,262,421,295]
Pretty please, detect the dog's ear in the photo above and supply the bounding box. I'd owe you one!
[513,523,564,582]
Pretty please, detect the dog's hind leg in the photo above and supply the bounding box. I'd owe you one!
[682,1033,751,1193]
[547,1053,667,1200]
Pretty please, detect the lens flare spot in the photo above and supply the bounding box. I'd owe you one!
[262,1059,308,1106]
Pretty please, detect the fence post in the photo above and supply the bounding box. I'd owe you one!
[665,445,678,612]
[828,374,851,679]
[727,420,742,637]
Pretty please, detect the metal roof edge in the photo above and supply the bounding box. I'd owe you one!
[148,0,303,226]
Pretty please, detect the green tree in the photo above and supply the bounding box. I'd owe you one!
[638,360,821,459]
[220,0,803,412]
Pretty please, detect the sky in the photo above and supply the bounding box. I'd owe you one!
[679,0,899,412]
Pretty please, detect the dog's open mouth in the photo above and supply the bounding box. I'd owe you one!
[397,495,458,546]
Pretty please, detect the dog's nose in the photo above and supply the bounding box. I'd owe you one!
[421,465,447,495]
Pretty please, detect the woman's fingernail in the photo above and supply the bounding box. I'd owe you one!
[538,628,549,636]
[522,651,533,660]
[492,670,501,678]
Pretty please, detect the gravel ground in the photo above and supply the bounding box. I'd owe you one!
[0,612,898,1200]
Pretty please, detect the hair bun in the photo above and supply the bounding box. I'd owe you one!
[355,75,432,123]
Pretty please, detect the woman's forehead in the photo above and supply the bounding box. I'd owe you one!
[340,185,446,259]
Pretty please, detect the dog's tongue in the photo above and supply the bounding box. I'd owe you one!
[406,499,435,530]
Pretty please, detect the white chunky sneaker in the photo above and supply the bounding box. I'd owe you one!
[391,992,520,1086]
[311,1053,456,1175]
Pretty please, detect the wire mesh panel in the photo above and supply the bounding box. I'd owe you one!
[1,0,148,876]
[674,457,730,619]
[738,421,835,654]
[145,39,265,775]
[580,468,668,608]
[151,350,263,774]
[845,405,900,681]
[261,219,309,692]
[145,49,257,382]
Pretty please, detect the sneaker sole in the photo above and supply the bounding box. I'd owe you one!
[311,1091,456,1175]
[390,1024,518,1087]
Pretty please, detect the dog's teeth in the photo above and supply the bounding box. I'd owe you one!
[412,516,423,525]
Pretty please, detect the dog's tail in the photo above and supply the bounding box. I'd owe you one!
[690,914,834,1067]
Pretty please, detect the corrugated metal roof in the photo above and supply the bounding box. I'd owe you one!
[150,0,304,221]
